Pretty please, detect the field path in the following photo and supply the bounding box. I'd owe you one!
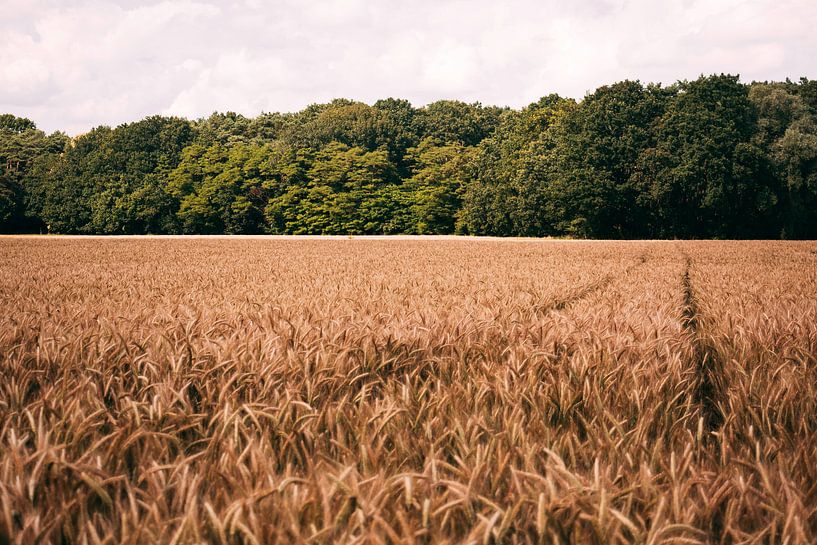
[536,252,648,314]
[680,254,725,437]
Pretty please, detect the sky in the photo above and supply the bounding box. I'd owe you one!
[2,0,816,135]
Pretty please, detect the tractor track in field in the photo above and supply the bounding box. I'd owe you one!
[535,253,648,315]
[681,255,725,436]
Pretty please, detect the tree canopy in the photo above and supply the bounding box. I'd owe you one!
[2,75,815,238]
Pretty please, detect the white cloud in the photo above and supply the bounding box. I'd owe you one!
[1,0,815,134]
[164,49,296,118]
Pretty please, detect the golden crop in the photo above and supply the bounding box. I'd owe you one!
[1,237,815,544]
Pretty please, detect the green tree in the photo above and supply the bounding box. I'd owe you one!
[281,143,398,234]
[194,112,253,145]
[639,75,775,238]
[416,100,505,147]
[6,81,813,237]
[373,98,421,175]
[547,82,669,238]
[750,82,817,238]
[283,100,383,151]
[171,142,272,234]
[33,116,194,234]
[461,95,573,236]
[1,116,69,232]
[401,138,475,234]
[0,114,37,134]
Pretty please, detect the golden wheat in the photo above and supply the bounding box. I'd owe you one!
[0,237,815,544]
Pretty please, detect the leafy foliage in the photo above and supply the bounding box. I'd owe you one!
[0,116,68,232]
[5,75,816,237]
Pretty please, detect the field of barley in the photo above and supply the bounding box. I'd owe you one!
[1,237,816,545]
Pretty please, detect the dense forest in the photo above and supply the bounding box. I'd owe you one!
[2,74,816,238]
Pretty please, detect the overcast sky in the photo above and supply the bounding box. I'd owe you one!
[2,0,815,134]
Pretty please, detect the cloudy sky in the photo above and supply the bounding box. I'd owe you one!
[2,0,815,134]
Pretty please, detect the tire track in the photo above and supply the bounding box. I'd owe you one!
[534,253,647,315]
[681,255,725,436]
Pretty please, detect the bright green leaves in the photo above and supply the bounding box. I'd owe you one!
[7,77,817,237]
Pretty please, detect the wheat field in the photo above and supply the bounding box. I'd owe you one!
[1,237,815,544]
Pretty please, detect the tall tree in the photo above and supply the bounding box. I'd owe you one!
[170,142,273,234]
[4,76,813,237]
[547,81,669,238]
[461,95,574,236]
[34,116,194,234]
[751,82,817,238]
[416,100,505,147]
[639,75,775,238]
[401,138,475,234]
[292,143,398,234]
[1,117,68,232]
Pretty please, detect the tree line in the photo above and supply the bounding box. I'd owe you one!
[2,74,816,238]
